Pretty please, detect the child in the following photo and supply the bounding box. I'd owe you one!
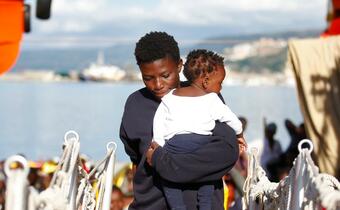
[153,49,246,210]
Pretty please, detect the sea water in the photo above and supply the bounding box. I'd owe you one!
[0,81,302,162]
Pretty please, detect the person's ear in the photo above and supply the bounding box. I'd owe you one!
[177,59,183,73]
[202,75,209,89]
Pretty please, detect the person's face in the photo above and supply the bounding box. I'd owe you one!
[110,191,124,210]
[139,57,182,100]
[205,65,226,93]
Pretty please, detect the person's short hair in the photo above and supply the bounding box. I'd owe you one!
[134,31,180,65]
[183,49,224,82]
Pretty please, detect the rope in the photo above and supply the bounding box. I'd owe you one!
[243,139,340,210]
[30,130,81,210]
[76,147,114,210]
[3,131,118,210]
[76,141,117,210]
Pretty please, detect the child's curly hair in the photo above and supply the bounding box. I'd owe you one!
[183,49,224,82]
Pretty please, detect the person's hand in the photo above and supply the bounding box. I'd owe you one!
[132,164,137,177]
[237,136,248,154]
[146,141,160,166]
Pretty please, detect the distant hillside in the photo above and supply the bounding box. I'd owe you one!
[185,29,321,52]
[185,29,321,73]
[229,47,287,73]
[205,29,321,42]
[12,29,321,73]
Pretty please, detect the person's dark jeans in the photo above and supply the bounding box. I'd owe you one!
[197,184,214,210]
[162,180,214,210]
[162,180,187,210]
[162,134,215,210]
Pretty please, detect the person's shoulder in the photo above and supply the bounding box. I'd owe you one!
[207,92,219,97]
[211,92,226,103]
[125,87,154,105]
[126,88,142,101]
[122,87,156,121]
[207,92,224,102]
[161,89,175,101]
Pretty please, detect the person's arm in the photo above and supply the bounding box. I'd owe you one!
[119,92,147,165]
[285,119,297,137]
[150,122,239,183]
[120,122,140,165]
[211,94,247,152]
[210,94,243,135]
[276,140,283,154]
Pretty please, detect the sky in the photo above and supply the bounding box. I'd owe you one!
[24,0,328,48]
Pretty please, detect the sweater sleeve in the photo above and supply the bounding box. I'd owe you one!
[119,92,146,165]
[210,94,243,135]
[151,121,239,183]
[152,102,167,147]
[119,123,140,164]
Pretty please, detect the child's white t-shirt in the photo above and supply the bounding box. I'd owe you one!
[153,89,242,146]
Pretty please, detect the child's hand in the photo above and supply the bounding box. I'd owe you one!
[237,136,247,153]
[146,141,160,166]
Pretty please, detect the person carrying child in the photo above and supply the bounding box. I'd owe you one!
[121,31,242,210]
[152,49,247,210]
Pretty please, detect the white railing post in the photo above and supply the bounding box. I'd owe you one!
[290,139,314,210]
[101,142,117,210]
[4,155,29,210]
[64,130,80,210]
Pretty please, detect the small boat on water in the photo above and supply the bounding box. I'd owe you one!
[80,51,126,82]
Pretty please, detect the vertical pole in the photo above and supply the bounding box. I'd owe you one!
[101,142,117,210]
[4,155,29,210]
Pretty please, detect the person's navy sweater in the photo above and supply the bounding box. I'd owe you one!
[120,87,239,210]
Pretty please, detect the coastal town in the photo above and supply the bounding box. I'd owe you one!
[0,37,296,86]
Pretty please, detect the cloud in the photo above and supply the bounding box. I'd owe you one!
[154,0,326,26]
[27,0,327,42]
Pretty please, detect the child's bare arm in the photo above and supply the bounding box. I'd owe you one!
[237,134,247,153]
